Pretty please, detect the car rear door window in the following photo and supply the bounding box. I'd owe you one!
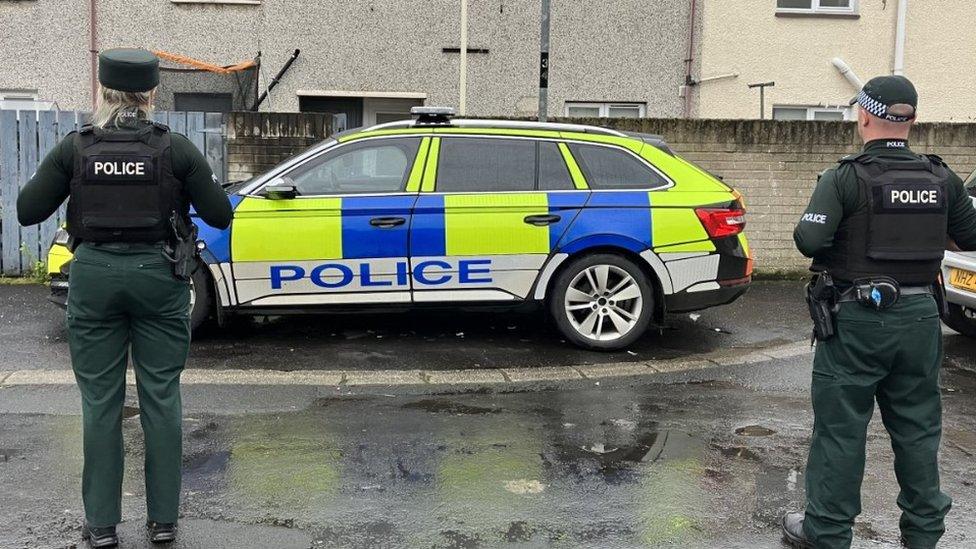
[437,138,536,192]
[437,138,575,192]
[285,137,421,195]
[568,143,669,190]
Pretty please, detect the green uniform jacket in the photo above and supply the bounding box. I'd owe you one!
[16,120,233,230]
[794,139,976,261]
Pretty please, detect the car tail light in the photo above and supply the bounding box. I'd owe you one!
[695,207,746,238]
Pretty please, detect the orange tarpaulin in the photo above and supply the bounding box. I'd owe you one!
[153,50,257,74]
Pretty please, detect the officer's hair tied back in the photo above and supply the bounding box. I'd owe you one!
[92,85,156,129]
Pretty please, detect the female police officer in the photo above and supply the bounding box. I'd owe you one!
[17,49,232,547]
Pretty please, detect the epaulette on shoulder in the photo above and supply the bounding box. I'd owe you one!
[151,121,171,132]
[839,152,872,165]
[924,153,948,167]
[78,124,95,135]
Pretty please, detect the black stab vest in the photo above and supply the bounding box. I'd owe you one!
[816,153,950,285]
[67,122,185,243]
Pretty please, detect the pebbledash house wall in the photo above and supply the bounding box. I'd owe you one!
[225,113,976,273]
[1,0,694,118]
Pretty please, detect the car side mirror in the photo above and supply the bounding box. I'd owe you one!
[263,184,298,200]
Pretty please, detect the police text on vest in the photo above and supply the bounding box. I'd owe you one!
[890,189,938,205]
[802,213,828,224]
[93,161,147,176]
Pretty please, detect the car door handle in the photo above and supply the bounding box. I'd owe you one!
[524,214,561,227]
[369,216,406,228]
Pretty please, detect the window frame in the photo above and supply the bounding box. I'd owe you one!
[772,105,852,121]
[775,0,858,15]
[432,136,576,194]
[564,102,647,118]
[170,0,261,5]
[259,136,423,198]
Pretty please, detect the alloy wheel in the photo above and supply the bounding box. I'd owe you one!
[564,264,644,342]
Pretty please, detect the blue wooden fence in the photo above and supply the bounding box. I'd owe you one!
[0,110,225,276]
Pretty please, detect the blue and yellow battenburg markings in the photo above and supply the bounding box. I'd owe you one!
[229,187,731,292]
[231,191,594,291]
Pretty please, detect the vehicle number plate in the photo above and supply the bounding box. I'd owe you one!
[949,268,976,293]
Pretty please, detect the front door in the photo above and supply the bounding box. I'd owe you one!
[231,137,426,306]
[410,136,585,302]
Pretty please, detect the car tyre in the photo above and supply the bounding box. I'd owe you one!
[549,253,655,351]
[189,263,213,332]
[942,303,976,338]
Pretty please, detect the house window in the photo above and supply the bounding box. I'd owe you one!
[0,89,53,111]
[174,92,234,113]
[565,102,646,119]
[772,105,851,121]
[776,0,857,14]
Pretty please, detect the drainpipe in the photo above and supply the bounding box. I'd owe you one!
[458,0,468,115]
[831,58,863,90]
[89,0,98,108]
[682,0,698,118]
[893,0,908,75]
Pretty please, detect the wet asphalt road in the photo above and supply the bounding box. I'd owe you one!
[1,282,975,548]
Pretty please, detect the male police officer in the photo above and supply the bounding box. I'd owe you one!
[17,49,232,547]
[784,75,976,548]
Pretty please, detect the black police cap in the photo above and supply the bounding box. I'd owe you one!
[98,48,160,93]
[849,75,918,122]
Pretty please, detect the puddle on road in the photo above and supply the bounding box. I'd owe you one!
[168,393,798,547]
[401,399,501,415]
[183,450,231,492]
[735,425,777,437]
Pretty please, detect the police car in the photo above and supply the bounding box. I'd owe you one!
[48,108,752,350]
[941,175,976,338]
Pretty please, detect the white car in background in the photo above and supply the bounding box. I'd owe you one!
[942,175,976,338]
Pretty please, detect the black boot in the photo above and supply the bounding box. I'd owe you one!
[81,524,119,548]
[147,521,177,544]
[782,512,813,548]
[901,535,936,549]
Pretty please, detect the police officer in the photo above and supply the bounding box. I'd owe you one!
[16,49,232,547]
[783,75,976,548]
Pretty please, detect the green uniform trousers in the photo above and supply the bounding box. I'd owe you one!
[66,243,191,527]
[803,294,952,549]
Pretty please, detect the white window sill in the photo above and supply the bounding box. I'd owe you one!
[775,9,859,18]
[171,0,261,5]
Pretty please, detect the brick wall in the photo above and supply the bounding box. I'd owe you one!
[224,114,976,272]
[226,112,334,183]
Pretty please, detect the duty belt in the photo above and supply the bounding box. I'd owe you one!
[87,241,167,250]
[836,285,933,303]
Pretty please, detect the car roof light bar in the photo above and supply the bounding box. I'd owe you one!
[411,106,456,125]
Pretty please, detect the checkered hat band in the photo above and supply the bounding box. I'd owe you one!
[856,90,912,122]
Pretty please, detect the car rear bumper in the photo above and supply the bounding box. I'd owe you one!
[49,276,68,308]
[943,251,976,310]
[664,278,751,314]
